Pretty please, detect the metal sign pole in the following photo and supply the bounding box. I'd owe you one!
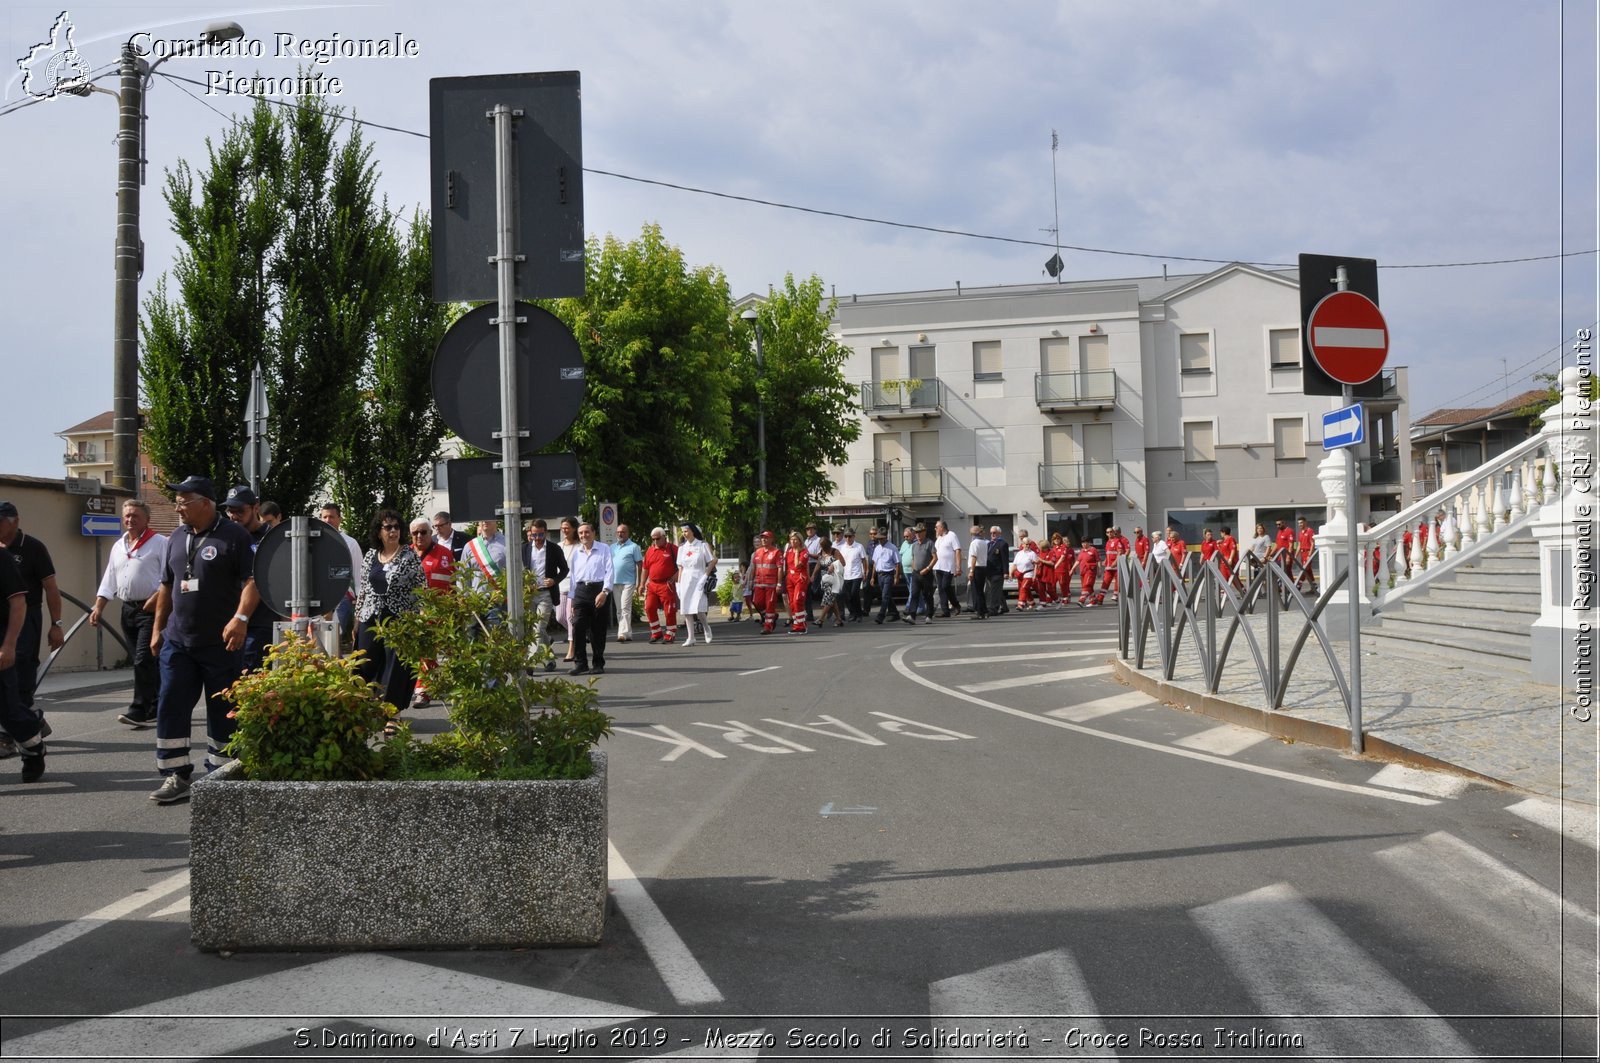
[288,515,310,641]
[491,103,526,639]
[1334,266,1364,753]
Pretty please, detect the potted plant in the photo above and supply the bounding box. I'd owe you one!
[189,574,613,952]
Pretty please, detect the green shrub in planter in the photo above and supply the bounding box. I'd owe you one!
[223,635,390,781]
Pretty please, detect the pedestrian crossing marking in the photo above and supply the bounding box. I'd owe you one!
[929,950,1105,1057]
[966,638,1113,649]
[1191,883,1478,1059]
[1506,797,1599,849]
[147,897,189,918]
[1047,691,1151,722]
[959,665,1113,693]
[1172,724,1268,756]
[922,648,1112,667]
[1365,763,1470,798]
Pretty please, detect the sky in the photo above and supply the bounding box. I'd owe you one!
[2,0,1595,482]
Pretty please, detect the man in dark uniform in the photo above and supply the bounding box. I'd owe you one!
[0,542,46,781]
[223,485,277,673]
[0,501,65,723]
[148,476,260,805]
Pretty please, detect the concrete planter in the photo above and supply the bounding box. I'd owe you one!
[189,752,607,951]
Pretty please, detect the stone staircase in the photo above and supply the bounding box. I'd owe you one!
[1366,531,1539,676]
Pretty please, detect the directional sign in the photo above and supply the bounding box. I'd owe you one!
[64,476,100,495]
[80,514,121,537]
[1323,403,1365,450]
[84,495,120,515]
[1307,290,1389,386]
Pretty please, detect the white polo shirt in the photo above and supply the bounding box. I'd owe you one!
[933,530,960,573]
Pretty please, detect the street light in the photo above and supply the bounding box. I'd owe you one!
[740,306,767,531]
[71,20,245,491]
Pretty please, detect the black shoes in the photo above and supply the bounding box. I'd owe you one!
[569,666,591,676]
[20,748,45,783]
[119,707,158,728]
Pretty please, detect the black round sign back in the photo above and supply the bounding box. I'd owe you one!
[431,301,586,452]
[253,518,356,619]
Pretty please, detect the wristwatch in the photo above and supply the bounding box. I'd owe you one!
[50,620,63,628]
[233,613,250,623]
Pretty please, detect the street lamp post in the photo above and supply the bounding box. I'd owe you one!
[740,307,767,530]
[69,21,245,492]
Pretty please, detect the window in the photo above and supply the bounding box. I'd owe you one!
[1269,328,1301,389]
[1272,416,1306,460]
[434,461,448,491]
[1179,332,1213,396]
[1183,420,1216,462]
[976,428,1005,487]
[973,340,1002,380]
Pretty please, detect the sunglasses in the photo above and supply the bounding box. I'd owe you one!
[382,524,403,531]
[411,529,430,535]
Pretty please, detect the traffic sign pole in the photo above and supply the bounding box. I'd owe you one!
[1335,266,1364,754]
[492,102,526,640]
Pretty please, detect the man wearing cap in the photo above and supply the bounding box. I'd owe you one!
[837,528,867,622]
[870,528,901,624]
[749,530,784,635]
[147,476,260,804]
[0,535,46,781]
[966,524,991,619]
[986,526,1011,616]
[223,486,277,674]
[89,500,167,728]
[802,523,823,624]
[0,501,65,730]
[906,523,936,624]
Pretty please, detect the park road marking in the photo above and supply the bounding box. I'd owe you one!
[960,664,1113,693]
[921,648,1111,667]
[0,869,191,978]
[608,841,723,1006]
[1366,763,1470,798]
[1506,797,1600,849]
[1047,691,1151,722]
[1173,724,1269,757]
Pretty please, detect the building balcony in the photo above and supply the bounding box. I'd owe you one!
[1038,461,1120,499]
[862,466,946,503]
[63,448,100,466]
[861,378,945,419]
[1034,370,1116,411]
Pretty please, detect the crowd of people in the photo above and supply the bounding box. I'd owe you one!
[0,474,1335,795]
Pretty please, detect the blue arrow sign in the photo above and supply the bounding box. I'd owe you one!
[81,514,122,537]
[1322,403,1365,450]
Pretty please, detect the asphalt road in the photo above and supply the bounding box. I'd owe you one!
[1,605,1594,1061]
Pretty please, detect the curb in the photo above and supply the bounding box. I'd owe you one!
[1110,660,1510,790]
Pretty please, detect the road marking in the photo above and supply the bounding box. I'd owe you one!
[147,896,190,918]
[870,712,976,740]
[890,646,1438,805]
[815,652,851,660]
[615,725,729,761]
[921,648,1111,667]
[1173,724,1269,756]
[967,638,1114,649]
[1366,763,1470,798]
[1506,797,1600,849]
[1047,691,1151,722]
[819,803,877,816]
[0,869,191,978]
[693,722,814,754]
[1191,883,1476,1059]
[929,949,1105,1056]
[1375,831,1599,977]
[0,953,651,1058]
[652,683,699,695]
[608,841,724,1006]
[960,664,1113,693]
[737,665,781,677]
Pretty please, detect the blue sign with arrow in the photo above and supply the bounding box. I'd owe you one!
[1322,403,1365,450]
[80,514,121,537]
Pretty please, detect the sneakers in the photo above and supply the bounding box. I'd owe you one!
[149,774,191,804]
[20,748,44,783]
[649,633,663,644]
[0,735,16,758]
[118,707,157,728]
[36,715,51,738]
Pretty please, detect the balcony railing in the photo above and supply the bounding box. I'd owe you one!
[862,466,946,502]
[861,377,944,418]
[1034,369,1116,410]
[62,448,99,465]
[1037,461,1120,498]
[1359,456,1402,486]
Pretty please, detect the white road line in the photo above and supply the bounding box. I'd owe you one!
[889,646,1438,805]
[608,841,724,1006]
[147,896,191,918]
[921,648,1112,667]
[960,664,1113,693]
[1047,691,1152,722]
[737,665,781,677]
[0,869,191,978]
[815,652,852,660]
[929,949,1107,1057]
[1191,883,1477,1059]
[651,683,699,696]
[1376,833,1598,1001]
[1172,724,1269,757]
[1366,763,1470,798]
[1506,797,1600,849]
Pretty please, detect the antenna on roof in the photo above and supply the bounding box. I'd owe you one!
[1042,130,1064,283]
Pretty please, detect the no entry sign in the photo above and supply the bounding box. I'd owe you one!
[1307,290,1389,386]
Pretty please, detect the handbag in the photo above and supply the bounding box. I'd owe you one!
[704,567,718,596]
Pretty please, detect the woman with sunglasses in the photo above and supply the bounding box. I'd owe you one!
[355,508,425,716]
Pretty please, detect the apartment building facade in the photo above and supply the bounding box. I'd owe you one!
[820,264,1411,547]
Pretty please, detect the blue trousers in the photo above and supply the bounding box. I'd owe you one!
[907,573,930,617]
[154,639,243,778]
[875,572,899,621]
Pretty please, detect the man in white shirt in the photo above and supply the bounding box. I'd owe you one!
[932,520,962,618]
[89,500,167,728]
[966,523,991,619]
[837,528,868,621]
[803,522,823,624]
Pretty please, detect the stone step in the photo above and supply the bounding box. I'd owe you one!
[1459,555,1541,575]
[1450,570,1542,592]
[1384,599,1538,631]
[1365,617,1532,670]
[1411,585,1541,612]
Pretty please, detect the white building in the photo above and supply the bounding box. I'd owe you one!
[819,264,1410,546]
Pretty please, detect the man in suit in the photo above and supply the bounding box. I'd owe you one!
[522,518,569,672]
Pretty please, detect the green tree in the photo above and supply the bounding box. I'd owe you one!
[140,92,396,514]
[544,224,737,530]
[715,275,861,554]
[328,211,458,539]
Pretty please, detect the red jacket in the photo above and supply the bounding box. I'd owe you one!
[415,542,455,591]
[642,543,677,583]
[751,546,783,589]
[1133,535,1151,563]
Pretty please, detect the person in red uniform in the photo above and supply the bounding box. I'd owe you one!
[1217,525,1241,586]
[1075,540,1100,606]
[1295,517,1318,592]
[783,531,811,634]
[1270,519,1296,584]
[1094,527,1129,605]
[1199,529,1218,567]
[750,531,784,634]
[409,518,456,705]
[1166,529,1188,578]
[1132,526,1151,565]
[641,527,679,643]
[1058,538,1077,605]
[1035,535,1057,607]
